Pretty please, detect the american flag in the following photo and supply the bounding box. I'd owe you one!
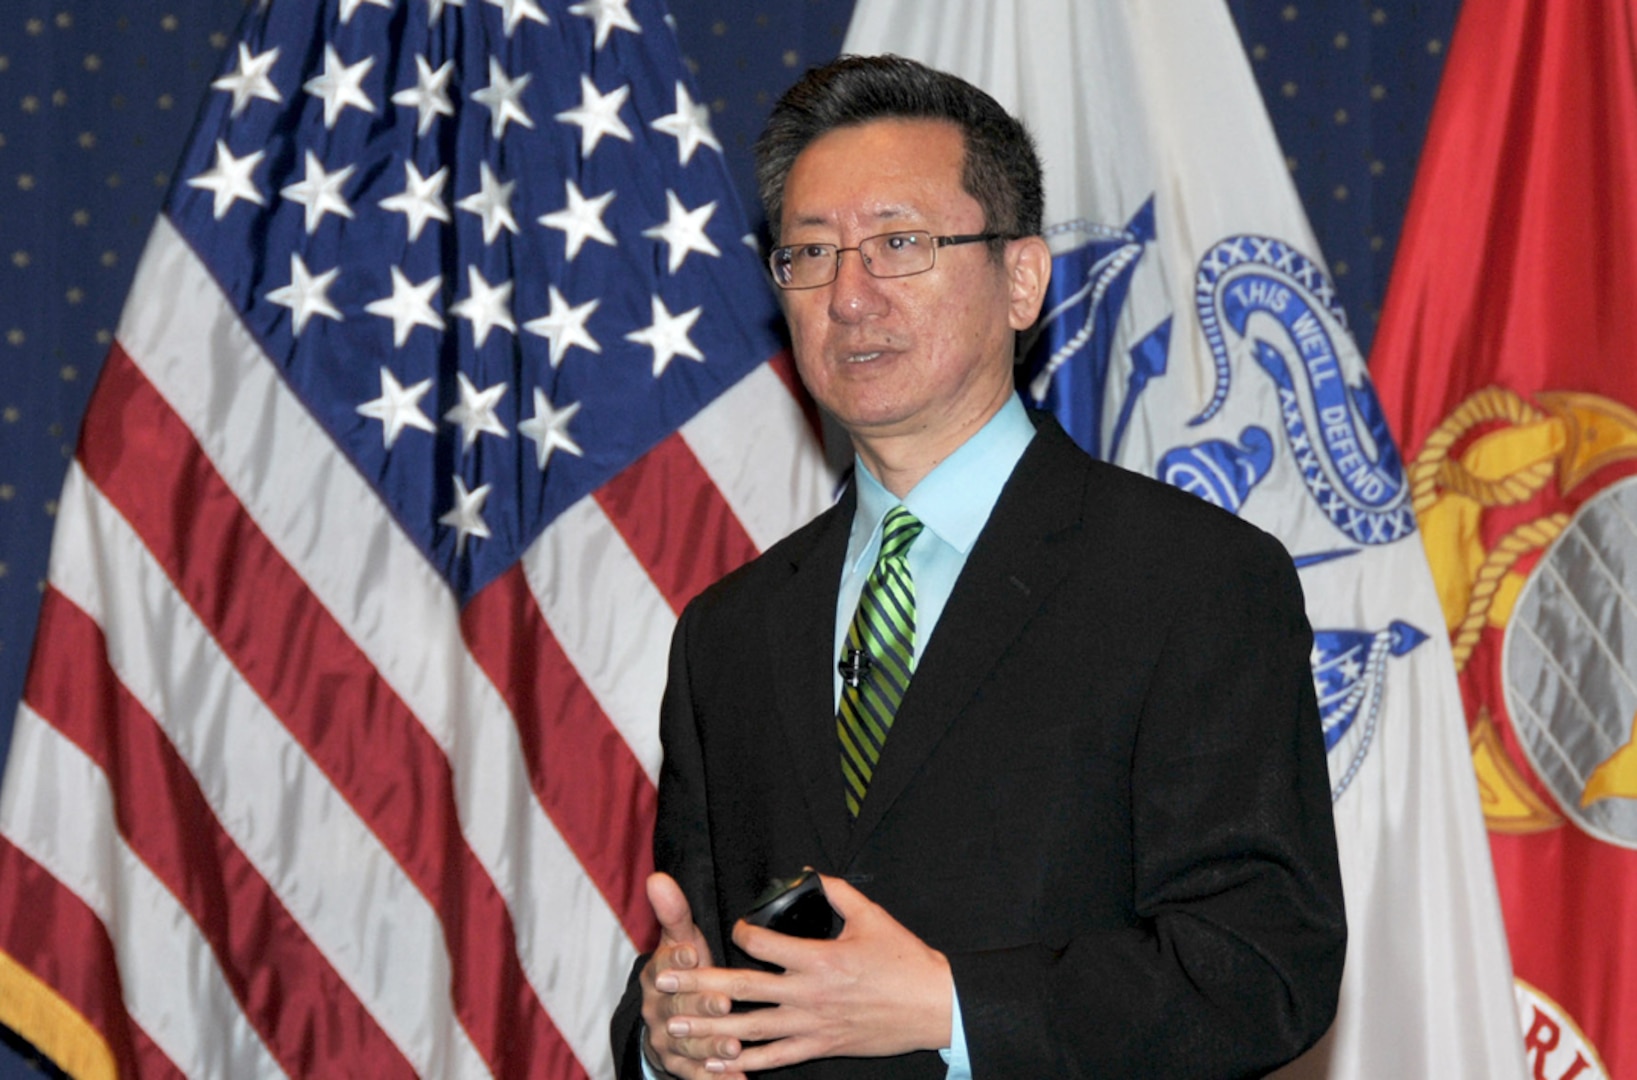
[0,0,831,1075]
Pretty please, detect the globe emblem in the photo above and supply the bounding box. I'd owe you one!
[1504,474,1637,848]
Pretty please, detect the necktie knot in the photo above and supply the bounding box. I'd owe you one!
[878,506,923,563]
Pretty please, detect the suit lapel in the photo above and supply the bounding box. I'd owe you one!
[766,490,855,867]
[845,422,1089,853]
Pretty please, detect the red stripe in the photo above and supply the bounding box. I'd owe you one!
[595,431,760,614]
[78,345,585,1079]
[23,588,416,1079]
[766,349,824,441]
[462,567,659,949]
[0,835,184,1080]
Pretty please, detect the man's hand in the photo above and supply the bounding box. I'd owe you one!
[639,872,745,1079]
[658,874,954,1074]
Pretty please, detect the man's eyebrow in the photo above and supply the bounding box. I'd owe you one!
[783,206,921,232]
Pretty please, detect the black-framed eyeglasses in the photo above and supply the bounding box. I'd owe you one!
[768,230,1010,290]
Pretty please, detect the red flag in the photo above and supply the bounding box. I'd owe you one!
[1373,3,1637,1076]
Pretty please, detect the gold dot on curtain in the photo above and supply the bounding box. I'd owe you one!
[99,251,118,267]
[1370,84,1386,101]
[783,49,799,68]
[44,500,58,518]
[1282,5,1297,21]
[1286,155,1298,173]
[1334,261,1348,277]
[1369,160,1385,176]
[25,19,44,35]
[1334,108,1348,124]
[52,90,67,107]
[1,407,17,422]
[6,329,24,346]
[78,131,96,148]
[1333,184,1349,201]
[105,173,121,187]
[1251,44,1268,61]
[1372,9,1387,25]
[71,209,89,226]
[95,329,111,344]
[21,96,40,114]
[17,175,34,190]
[209,32,228,48]
[65,288,83,304]
[10,251,29,268]
[1370,236,1384,251]
[1281,81,1297,98]
[84,54,101,71]
[0,56,9,72]
[55,11,72,29]
[1427,39,1443,54]
[157,93,174,109]
[711,20,726,34]
[1334,32,1348,49]
[59,366,78,382]
[161,14,178,31]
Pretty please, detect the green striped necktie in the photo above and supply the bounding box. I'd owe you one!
[838,505,924,817]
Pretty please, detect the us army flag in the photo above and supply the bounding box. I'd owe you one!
[842,2,1528,1076]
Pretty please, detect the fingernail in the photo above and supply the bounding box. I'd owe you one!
[655,974,679,992]
[666,1019,689,1037]
[705,1061,726,1074]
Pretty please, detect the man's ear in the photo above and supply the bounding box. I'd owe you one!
[1006,235,1053,331]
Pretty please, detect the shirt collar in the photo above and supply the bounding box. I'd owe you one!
[848,393,1035,570]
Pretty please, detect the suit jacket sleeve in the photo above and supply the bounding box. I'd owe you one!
[949,521,1345,1078]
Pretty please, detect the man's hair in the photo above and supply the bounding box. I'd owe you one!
[754,54,1045,249]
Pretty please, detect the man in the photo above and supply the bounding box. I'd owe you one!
[612,55,1345,1079]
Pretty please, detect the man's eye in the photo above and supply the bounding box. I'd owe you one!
[796,245,832,261]
[883,233,920,251]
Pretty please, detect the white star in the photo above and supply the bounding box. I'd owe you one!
[280,150,355,234]
[483,0,549,36]
[518,387,584,470]
[365,267,444,347]
[523,286,600,367]
[651,81,721,165]
[643,190,721,274]
[568,0,641,48]
[470,58,534,140]
[356,366,436,449]
[556,75,633,157]
[440,474,492,556]
[625,295,705,377]
[537,180,616,260]
[266,253,341,335]
[391,55,455,137]
[303,45,376,129]
[426,0,464,20]
[187,139,266,219]
[444,371,509,451]
[340,0,393,21]
[457,162,519,244]
[450,266,516,348]
[379,161,451,242]
[212,43,281,117]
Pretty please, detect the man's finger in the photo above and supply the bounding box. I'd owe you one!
[647,871,696,936]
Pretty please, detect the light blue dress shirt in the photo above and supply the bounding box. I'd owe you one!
[642,395,1035,1080]
[834,394,1036,1080]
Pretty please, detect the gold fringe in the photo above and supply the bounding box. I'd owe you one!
[0,949,116,1080]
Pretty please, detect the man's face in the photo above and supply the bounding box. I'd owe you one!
[776,119,1040,455]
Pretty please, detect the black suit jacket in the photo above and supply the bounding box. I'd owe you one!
[613,416,1345,1079]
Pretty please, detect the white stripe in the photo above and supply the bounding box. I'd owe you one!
[117,217,631,1076]
[0,704,288,1080]
[524,497,673,781]
[683,362,835,551]
[47,462,491,1080]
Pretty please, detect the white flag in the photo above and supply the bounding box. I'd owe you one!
[843,2,1527,1076]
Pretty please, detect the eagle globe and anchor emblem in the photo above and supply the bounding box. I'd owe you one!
[1021,200,1427,804]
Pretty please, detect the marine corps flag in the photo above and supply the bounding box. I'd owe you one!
[1372,3,1637,1076]
[843,1,1527,1077]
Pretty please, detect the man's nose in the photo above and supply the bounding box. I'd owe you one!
[827,249,889,323]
